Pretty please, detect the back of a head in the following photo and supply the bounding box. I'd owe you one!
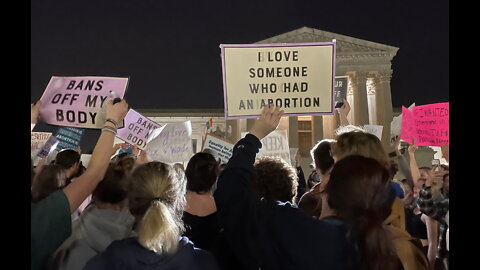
[55,149,81,169]
[325,155,399,270]
[129,162,186,253]
[334,130,390,170]
[185,152,219,194]
[253,156,298,203]
[93,163,130,205]
[310,139,335,174]
[31,164,67,203]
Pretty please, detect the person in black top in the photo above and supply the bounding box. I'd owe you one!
[214,105,402,270]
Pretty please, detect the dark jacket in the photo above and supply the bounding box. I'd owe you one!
[84,237,219,270]
[213,134,357,270]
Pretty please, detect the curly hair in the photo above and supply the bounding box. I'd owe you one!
[253,156,298,203]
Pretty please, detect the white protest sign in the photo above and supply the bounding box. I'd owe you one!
[144,121,193,164]
[289,148,299,166]
[31,132,52,157]
[201,134,234,164]
[364,125,383,140]
[80,154,92,168]
[36,135,59,159]
[220,42,336,119]
[242,130,291,165]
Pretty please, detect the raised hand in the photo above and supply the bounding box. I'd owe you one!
[249,105,284,140]
[105,99,129,124]
[336,98,350,126]
[31,100,42,124]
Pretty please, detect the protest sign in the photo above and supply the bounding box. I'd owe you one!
[80,154,92,168]
[39,76,128,129]
[36,135,59,159]
[334,76,349,108]
[201,134,234,164]
[31,132,52,157]
[55,126,85,151]
[242,130,291,165]
[144,121,194,164]
[116,109,161,150]
[220,42,336,119]
[363,125,383,140]
[289,148,299,166]
[390,102,415,143]
[400,102,449,147]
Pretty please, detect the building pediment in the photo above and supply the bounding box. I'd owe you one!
[255,26,399,62]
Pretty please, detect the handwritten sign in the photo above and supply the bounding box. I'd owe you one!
[220,42,336,119]
[39,76,128,129]
[401,102,449,146]
[55,126,85,150]
[144,121,193,164]
[363,125,383,140]
[31,132,52,157]
[242,130,291,165]
[116,109,161,150]
[201,134,234,164]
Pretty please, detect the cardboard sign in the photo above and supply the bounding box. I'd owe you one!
[242,130,291,165]
[401,102,449,146]
[39,76,128,129]
[116,109,161,150]
[31,132,52,157]
[363,125,383,140]
[55,126,85,150]
[201,133,234,164]
[334,76,349,107]
[144,121,194,164]
[36,135,59,158]
[220,42,336,119]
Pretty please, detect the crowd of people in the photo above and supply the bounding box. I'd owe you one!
[31,98,449,270]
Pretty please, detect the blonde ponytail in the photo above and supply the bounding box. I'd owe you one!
[137,200,181,253]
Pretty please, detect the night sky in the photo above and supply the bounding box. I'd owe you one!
[31,0,449,110]
[31,0,449,152]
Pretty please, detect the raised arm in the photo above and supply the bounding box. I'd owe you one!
[336,98,350,126]
[407,140,421,187]
[31,100,41,131]
[213,105,283,269]
[422,214,439,270]
[63,99,128,213]
[392,136,414,188]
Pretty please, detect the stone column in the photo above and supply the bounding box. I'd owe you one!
[288,116,299,147]
[348,71,369,126]
[373,70,394,150]
[312,116,324,143]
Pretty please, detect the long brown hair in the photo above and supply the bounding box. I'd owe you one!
[31,164,67,203]
[325,155,400,270]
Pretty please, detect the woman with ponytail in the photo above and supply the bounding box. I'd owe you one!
[84,162,220,270]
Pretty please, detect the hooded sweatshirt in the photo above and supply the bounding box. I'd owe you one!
[49,204,135,270]
[84,236,220,270]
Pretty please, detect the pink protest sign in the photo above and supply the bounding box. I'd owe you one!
[116,109,161,150]
[400,103,449,146]
[413,102,449,146]
[39,76,129,129]
[400,106,416,144]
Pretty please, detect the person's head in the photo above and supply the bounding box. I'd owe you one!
[332,130,390,171]
[92,163,130,209]
[31,164,67,203]
[310,139,336,177]
[253,156,298,203]
[128,162,186,253]
[307,170,321,189]
[112,153,136,176]
[55,148,81,178]
[399,179,415,206]
[324,155,399,269]
[418,166,431,185]
[185,152,219,194]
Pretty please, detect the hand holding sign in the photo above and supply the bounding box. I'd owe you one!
[250,105,284,140]
[105,99,129,124]
[336,98,350,126]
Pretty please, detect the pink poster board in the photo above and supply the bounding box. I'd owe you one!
[401,102,449,146]
[39,76,128,129]
[116,109,161,150]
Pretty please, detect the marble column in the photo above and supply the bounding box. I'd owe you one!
[288,116,299,147]
[348,71,369,126]
[312,116,324,143]
[373,70,394,150]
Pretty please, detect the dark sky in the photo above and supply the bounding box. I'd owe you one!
[31,0,449,111]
